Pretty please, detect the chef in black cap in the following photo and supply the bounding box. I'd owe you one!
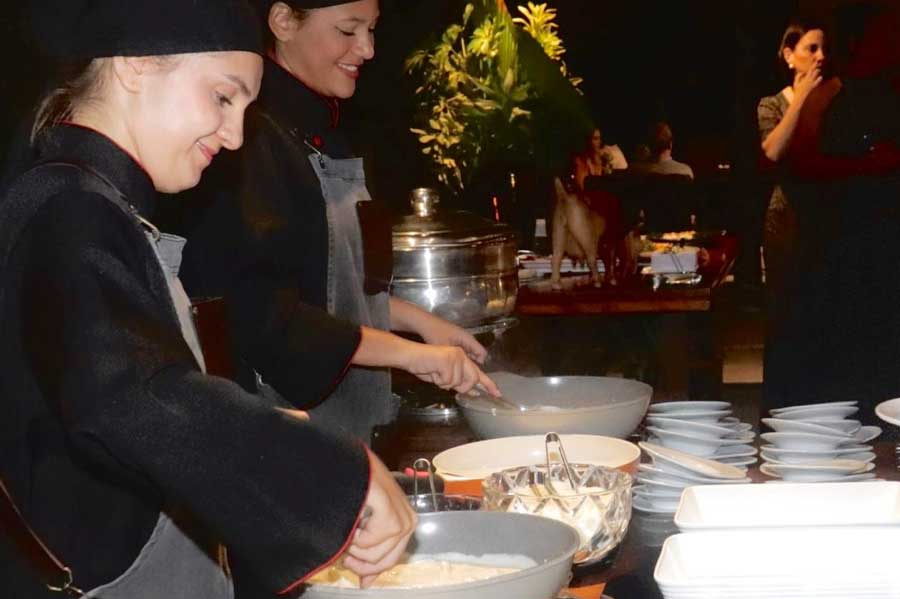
[0,1,414,598]
[178,1,499,448]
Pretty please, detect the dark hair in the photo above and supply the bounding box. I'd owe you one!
[648,122,673,155]
[258,2,311,51]
[777,17,827,80]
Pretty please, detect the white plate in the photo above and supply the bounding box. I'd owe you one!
[643,409,731,424]
[759,444,873,460]
[760,462,876,482]
[760,431,857,451]
[876,397,900,427]
[770,400,858,414]
[712,444,758,458]
[853,425,882,444]
[760,448,876,465]
[638,464,751,485]
[801,419,862,434]
[639,442,746,480]
[763,471,879,483]
[713,455,757,467]
[645,427,727,457]
[432,434,640,479]
[674,481,900,531]
[634,477,687,495]
[762,418,854,438]
[644,416,734,438]
[656,528,900,593]
[760,460,873,482]
[648,400,731,413]
[775,405,859,420]
[632,493,677,514]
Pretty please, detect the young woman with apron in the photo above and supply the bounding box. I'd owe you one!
[0,1,415,597]
[178,0,500,445]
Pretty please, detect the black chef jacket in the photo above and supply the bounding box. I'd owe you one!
[178,58,371,405]
[0,124,369,597]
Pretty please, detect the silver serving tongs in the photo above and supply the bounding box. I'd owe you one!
[412,458,440,512]
[544,432,581,495]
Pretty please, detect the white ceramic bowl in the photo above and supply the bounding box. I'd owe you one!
[760,431,855,451]
[648,400,731,413]
[645,427,728,457]
[457,374,652,440]
[774,405,859,420]
[433,434,640,480]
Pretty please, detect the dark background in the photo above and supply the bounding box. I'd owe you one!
[0,0,877,279]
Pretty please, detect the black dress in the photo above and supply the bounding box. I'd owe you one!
[0,125,369,597]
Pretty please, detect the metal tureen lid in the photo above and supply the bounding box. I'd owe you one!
[393,188,516,249]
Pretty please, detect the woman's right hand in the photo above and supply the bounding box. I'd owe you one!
[794,67,823,103]
[342,452,417,588]
[405,344,501,397]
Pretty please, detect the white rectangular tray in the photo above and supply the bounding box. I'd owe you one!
[655,528,900,594]
[674,481,900,531]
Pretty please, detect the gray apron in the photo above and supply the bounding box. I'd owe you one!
[82,227,231,599]
[307,154,395,443]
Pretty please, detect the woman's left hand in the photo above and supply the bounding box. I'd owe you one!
[419,318,487,364]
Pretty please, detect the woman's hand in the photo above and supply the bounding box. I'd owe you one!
[794,67,823,104]
[342,452,417,588]
[405,344,501,397]
[418,318,488,364]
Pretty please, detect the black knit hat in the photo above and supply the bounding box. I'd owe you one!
[29,0,264,62]
[252,0,364,15]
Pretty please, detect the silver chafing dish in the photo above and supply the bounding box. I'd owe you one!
[391,188,518,332]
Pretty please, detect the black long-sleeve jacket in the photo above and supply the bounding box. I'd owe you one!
[0,124,368,597]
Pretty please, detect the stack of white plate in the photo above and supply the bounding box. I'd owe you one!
[759,401,882,483]
[644,401,757,468]
[632,442,750,514]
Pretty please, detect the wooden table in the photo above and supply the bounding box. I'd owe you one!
[513,233,739,402]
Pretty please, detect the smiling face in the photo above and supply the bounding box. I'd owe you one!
[271,0,379,99]
[129,51,262,193]
[784,29,826,76]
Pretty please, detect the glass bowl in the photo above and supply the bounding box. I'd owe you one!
[407,493,482,514]
[482,463,632,564]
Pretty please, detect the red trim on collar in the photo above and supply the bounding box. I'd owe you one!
[58,121,154,182]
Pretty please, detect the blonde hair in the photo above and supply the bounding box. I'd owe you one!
[31,59,110,143]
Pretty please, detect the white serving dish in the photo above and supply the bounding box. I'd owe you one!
[760,431,855,451]
[876,397,900,427]
[774,405,859,420]
[760,460,873,482]
[639,442,746,480]
[432,434,640,480]
[675,482,900,531]
[655,528,900,597]
[457,374,651,439]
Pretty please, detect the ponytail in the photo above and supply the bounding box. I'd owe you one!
[31,59,108,143]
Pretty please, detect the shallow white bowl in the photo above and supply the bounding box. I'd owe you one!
[760,431,856,451]
[760,459,873,482]
[638,464,751,486]
[644,416,734,438]
[432,434,640,480]
[648,400,731,413]
[760,448,876,465]
[645,427,730,457]
[770,400,857,415]
[876,397,900,427]
[775,405,859,420]
[457,374,651,439]
[762,418,854,438]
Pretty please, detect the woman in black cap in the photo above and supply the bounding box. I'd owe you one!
[0,1,414,597]
[178,0,499,445]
